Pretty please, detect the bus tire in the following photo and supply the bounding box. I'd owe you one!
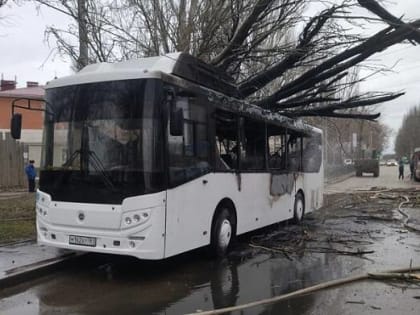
[210,208,234,257]
[292,192,305,224]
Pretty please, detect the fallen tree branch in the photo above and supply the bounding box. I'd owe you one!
[358,0,420,44]
[368,272,420,281]
[187,266,420,315]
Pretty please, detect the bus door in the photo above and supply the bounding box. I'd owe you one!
[164,87,213,257]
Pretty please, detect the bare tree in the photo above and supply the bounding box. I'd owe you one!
[395,105,420,157]
[33,0,420,120]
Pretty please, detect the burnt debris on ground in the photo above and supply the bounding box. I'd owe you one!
[249,188,420,260]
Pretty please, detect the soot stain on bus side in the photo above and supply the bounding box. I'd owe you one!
[270,173,295,196]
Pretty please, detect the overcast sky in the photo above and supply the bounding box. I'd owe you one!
[0,2,72,86]
[1,1,420,153]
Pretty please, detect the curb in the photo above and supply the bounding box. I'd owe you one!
[0,252,84,289]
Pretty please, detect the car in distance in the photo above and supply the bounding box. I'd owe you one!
[386,159,398,166]
[343,159,353,165]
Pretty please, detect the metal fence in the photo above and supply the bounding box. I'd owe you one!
[0,133,26,189]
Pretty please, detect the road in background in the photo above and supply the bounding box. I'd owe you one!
[326,165,418,193]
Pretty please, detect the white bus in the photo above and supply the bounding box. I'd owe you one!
[12,53,323,259]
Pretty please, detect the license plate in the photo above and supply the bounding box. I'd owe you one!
[69,235,96,247]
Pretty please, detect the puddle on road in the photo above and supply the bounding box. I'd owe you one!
[0,229,377,315]
[0,249,347,315]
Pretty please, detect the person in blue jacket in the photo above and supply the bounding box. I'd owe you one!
[25,160,36,192]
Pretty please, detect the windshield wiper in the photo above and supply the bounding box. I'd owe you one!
[62,149,116,191]
[87,150,116,191]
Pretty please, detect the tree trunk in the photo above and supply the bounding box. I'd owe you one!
[77,0,89,70]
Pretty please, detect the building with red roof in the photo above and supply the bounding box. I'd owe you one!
[0,79,45,167]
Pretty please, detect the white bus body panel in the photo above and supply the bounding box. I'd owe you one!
[36,190,167,259]
[36,169,322,260]
[165,173,298,257]
[303,164,324,213]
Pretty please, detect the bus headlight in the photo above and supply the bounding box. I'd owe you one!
[121,210,151,228]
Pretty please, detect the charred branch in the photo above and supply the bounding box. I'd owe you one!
[287,111,381,121]
[211,0,274,67]
[238,6,338,98]
[34,0,420,121]
[275,97,340,109]
[281,92,403,120]
[257,21,420,108]
[358,0,420,44]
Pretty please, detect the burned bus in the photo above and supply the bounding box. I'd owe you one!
[11,53,323,259]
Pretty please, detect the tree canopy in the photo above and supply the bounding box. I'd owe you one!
[33,0,420,120]
[395,105,420,157]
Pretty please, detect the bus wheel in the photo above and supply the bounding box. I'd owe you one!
[292,192,305,224]
[211,209,234,257]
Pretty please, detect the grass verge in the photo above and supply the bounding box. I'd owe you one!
[0,193,36,244]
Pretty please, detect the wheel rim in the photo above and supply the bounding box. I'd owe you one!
[218,219,232,250]
[295,198,304,220]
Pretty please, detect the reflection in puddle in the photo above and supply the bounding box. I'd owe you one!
[27,247,341,315]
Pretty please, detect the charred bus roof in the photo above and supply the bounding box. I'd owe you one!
[46,52,319,136]
[46,52,237,96]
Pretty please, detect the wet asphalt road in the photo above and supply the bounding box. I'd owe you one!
[1,166,420,315]
[326,164,418,193]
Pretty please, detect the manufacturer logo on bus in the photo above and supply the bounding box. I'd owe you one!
[78,212,85,221]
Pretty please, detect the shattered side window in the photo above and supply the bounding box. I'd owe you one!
[268,127,287,170]
[241,118,266,171]
[214,110,238,170]
[302,133,322,173]
[287,134,302,172]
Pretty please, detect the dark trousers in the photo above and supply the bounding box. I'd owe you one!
[28,178,35,192]
[398,167,404,180]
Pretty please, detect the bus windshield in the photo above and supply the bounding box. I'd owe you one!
[39,79,164,204]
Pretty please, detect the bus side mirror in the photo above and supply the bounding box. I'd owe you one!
[170,108,184,136]
[10,113,22,139]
